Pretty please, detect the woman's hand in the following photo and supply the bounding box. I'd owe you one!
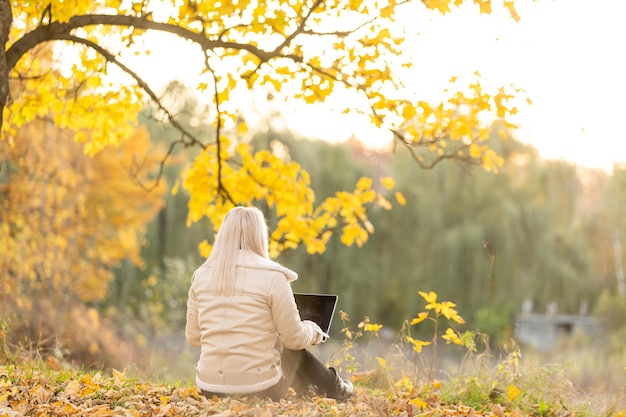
[302,320,329,345]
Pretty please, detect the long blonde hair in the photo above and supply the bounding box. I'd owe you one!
[203,206,269,295]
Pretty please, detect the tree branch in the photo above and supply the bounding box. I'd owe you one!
[0,0,13,132]
[202,49,235,205]
[269,0,323,56]
[393,129,477,169]
[58,34,207,189]
[6,14,275,71]
[368,100,478,169]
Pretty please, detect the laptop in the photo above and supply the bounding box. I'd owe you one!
[294,293,338,334]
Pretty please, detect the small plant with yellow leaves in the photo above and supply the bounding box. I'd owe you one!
[403,291,477,383]
[333,312,396,391]
[333,310,363,374]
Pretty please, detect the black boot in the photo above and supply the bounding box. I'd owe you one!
[329,367,354,401]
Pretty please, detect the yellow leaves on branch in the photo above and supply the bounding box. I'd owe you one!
[409,312,429,325]
[406,336,431,352]
[4,0,525,159]
[418,290,465,324]
[183,141,401,256]
[2,0,527,282]
[442,327,462,345]
[422,0,519,20]
[406,290,476,352]
[387,73,524,172]
[4,43,144,156]
[358,316,383,334]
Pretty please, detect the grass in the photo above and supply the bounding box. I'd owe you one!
[3,327,625,417]
[2,294,625,416]
[1,349,623,417]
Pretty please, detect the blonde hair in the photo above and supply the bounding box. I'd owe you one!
[203,206,269,295]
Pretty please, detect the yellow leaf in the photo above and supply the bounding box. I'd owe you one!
[62,403,80,414]
[237,121,248,135]
[85,76,102,89]
[171,179,180,196]
[199,240,213,258]
[340,224,367,247]
[395,191,406,206]
[504,1,520,22]
[450,312,465,324]
[395,375,414,391]
[406,336,431,352]
[376,357,386,367]
[507,384,522,402]
[423,0,451,14]
[469,143,482,158]
[410,312,429,325]
[82,373,97,389]
[402,104,417,120]
[474,0,492,14]
[364,323,383,332]
[411,397,428,409]
[418,291,437,305]
[356,177,373,191]
[442,328,462,345]
[380,177,395,190]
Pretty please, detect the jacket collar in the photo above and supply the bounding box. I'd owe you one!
[237,250,298,282]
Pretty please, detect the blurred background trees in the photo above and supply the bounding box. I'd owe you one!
[98,96,624,355]
[2,87,625,378]
[0,116,166,367]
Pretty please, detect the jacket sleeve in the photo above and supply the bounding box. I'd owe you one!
[269,273,323,350]
[185,286,201,347]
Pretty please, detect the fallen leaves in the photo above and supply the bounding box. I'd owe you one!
[0,363,582,417]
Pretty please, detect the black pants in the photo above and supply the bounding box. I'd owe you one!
[201,348,337,401]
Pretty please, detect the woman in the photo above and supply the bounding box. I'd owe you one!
[185,206,354,401]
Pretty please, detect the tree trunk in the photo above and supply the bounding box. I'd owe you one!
[0,0,11,132]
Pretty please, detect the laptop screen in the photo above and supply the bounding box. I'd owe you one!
[294,293,338,334]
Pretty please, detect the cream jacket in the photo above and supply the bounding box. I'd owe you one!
[185,250,323,394]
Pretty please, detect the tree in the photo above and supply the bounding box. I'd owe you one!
[605,164,626,295]
[2,0,524,256]
[0,118,165,300]
[0,116,165,366]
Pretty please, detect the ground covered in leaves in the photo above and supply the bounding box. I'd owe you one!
[0,361,595,417]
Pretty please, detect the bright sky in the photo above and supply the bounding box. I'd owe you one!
[139,0,626,172]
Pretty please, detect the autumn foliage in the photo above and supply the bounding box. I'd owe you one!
[0,117,165,366]
[1,0,525,258]
[1,120,163,298]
